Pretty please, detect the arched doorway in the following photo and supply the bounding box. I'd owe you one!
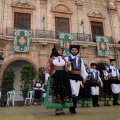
[3,60,37,105]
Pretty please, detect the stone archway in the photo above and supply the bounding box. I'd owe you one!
[1,59,37,105]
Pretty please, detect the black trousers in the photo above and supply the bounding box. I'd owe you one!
[34,90,42,99]
[113,93,119,105]
[92,95,99,106]
[69,95,77,113]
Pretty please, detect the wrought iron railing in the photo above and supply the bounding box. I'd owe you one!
[92,34,114,44]
[73,33,92,42]
[5,27,114,43]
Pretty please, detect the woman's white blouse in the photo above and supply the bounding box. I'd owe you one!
[53,56,65,66]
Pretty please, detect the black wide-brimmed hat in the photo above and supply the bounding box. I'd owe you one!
[109,59,116,62]
[90,63,97,66]
[70,45,80,55]
[70,45,80,51]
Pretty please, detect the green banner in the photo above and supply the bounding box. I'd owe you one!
[59,33,74,56]
[14,29,30,52]
[96,36,109,56]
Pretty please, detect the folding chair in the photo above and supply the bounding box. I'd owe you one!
[24,91,34,106]
[6,91,15,106]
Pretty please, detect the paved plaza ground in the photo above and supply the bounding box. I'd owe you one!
[0,101,120,120]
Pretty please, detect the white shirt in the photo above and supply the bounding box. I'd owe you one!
[107,65,119,78]
[65,54,88,79]
[53,56,65,66]
[88,68,103,86]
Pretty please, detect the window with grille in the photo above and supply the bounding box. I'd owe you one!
[14,12,31,29]
[55,17,70,38]
[91,21,104,42]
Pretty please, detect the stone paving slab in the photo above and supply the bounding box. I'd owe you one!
[0,102,120,120]
[0,114,36,120]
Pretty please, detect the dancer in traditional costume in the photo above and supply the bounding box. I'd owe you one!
[97,63,113,106]
[88,63,103,107]
[79,64,91,107]
[44,44,73,115]
[65,45,88,113]
[107,59,120,105]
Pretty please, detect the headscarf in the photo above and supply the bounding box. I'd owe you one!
[50,44,63,57]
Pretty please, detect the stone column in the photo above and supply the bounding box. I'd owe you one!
[107,0,119,43]
[40,0,47,30]
[0,0,4,35]
[107,0,120,66]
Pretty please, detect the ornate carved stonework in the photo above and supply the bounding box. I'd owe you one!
[87,9,105,18]
[52,4,72,14]
[107,1,117,12]
[40,0,47,4]
[59,0,64,2]
[11,1,35,9]
[75,0,83,6]
[75,1,83,10]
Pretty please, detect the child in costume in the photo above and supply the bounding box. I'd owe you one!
[88,63,103,107]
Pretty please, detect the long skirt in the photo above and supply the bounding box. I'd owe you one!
[100,80,113,101]
[44,70,73,109]
[77,81,92,105]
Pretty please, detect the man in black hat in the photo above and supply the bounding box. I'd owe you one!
[88,63,103,107]
[65,45,88,113]
[107,59,120,105]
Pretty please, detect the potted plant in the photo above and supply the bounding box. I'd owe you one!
[1,67,15,106]
[20,64,37,105]
[38,67,45,84]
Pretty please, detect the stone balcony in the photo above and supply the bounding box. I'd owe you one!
[5,27,114,44]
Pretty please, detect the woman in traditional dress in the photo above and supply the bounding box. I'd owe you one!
[78,64,91,107]
[44,44,73,115]
[97,64,113,106]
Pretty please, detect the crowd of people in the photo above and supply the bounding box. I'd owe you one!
[41,44,120,116]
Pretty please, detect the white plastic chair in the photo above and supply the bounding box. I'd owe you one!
[42,92,46,99]
[0,91,1,105]
[6,91,15,106]
[41,83,47,99]
[0,91,1,100]
[24,91,34,106]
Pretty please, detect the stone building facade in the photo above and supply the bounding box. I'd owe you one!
[0,0,120,103]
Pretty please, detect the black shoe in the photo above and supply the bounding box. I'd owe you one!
[93,104,96,107]
[60,109,65,115]
[96,104,100,107]
[113,102,120,106]
[116,102,120,105]
[55,109,61,116]
[81,104,86,108]
[104,103,108,106]
[69,107,77,114]
[107,104,111,106]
